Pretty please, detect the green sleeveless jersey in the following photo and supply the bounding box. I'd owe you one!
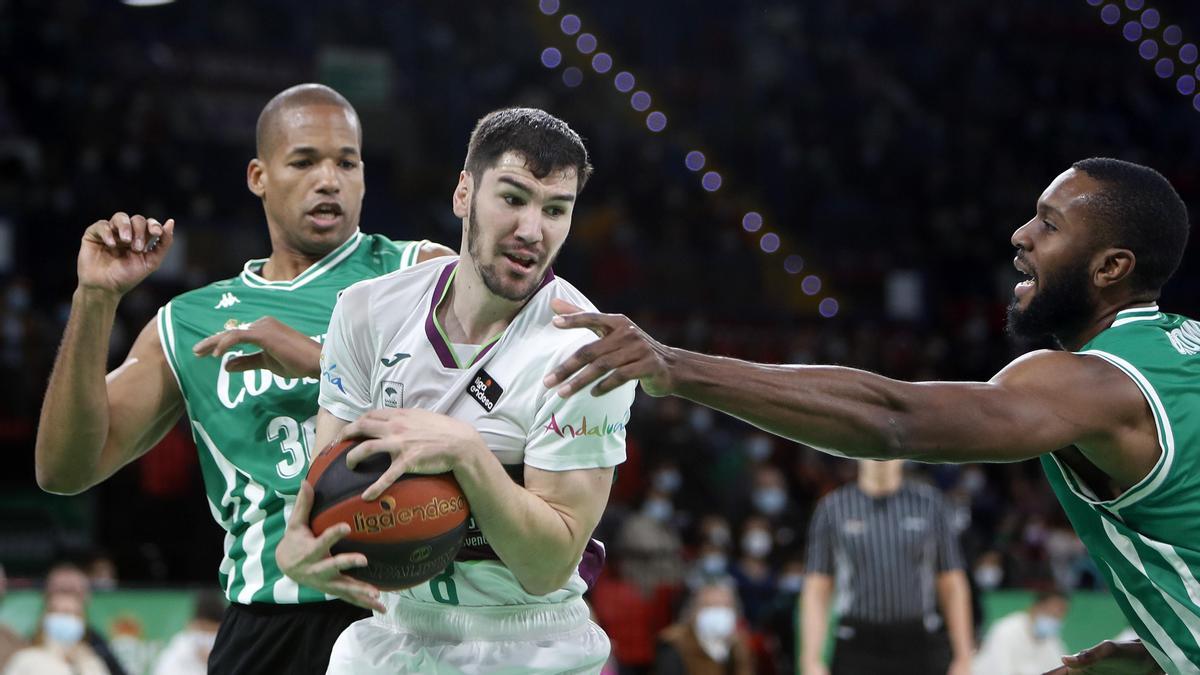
[156,231,423,604]
[1041,305,1200,675]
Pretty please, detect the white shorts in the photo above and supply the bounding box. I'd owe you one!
[326,596,609,675]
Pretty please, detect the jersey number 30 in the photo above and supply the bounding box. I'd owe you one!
[269,415,318,479]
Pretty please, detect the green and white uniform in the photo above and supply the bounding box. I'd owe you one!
[1043,304,1200,674]
[157,231,423,604]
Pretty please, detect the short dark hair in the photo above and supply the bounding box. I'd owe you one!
[1072,157,1190,293]
[464,108,593,192]
[255,84,361,158]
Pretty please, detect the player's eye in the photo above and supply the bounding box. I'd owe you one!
[503,194,525,206]
[545,206,565,218]
[1042,220,1057,232]
[290,159,312,168]
[339,160,358,170]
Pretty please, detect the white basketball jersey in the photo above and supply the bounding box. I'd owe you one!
[319,258,634,609]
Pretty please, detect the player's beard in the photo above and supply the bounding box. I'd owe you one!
[466,199,555,303]
[1006,256,1096,347]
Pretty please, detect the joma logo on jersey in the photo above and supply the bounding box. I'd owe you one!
[1168,320,1200,356]
[543,412,628,439]
[351,495,468,533]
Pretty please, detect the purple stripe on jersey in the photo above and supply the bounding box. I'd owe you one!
[424,261,459,368]
[579,538,607,591]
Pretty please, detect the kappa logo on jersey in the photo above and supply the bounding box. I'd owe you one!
[214,292,240,309]
[467,369,503,412]
[1168,320,1200,356]
[382,381,404,408]
[381,352,411,367]
[543,411,628,439]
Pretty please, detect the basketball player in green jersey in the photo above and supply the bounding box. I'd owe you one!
[35,83,451,674]
[546,158,1194,675]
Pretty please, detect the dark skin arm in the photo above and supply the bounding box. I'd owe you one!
[1043,639,1163,675]
[544,299,1159,489]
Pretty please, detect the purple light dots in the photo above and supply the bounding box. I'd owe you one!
[539,0,560,15]
[1194,93,1200,112]
[819,298,840,318]
[1178,75,1196,95]
[1141,8,1160,28]
[685,151,706,171]
[630,91,652,111]
[576,33,597,54]
[1155,58,1174,78]
[591,53,612,74]
[1123,21,1142,41]
[760,233,780,253]
[1139,39,1158,60]
[614,72,635,92]
[784,255,804,274]
[560,14,581,35]
[562,67,583,88]
[742,212,763,232]
[1100,4,1121,25]
[701,171,722,192]
[1125,0,1143,10]
[540,47,562,69]
[1164,25,1183,46]
[1181,44,1198,64]
[801,275,822,296]
[646,112,667,132]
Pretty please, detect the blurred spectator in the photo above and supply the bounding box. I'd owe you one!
[973,590,1069,675]
[801,460,972,675]
[760,557,805,674]
[973,550,1005,591]
[616,491,685,595]
[730,516,777,625]
[654,578,754,675]
[0,565,25,670]
[85,554,118,592]
[152,590,225,675]
[3,590,109,675]
[44,563,126,675]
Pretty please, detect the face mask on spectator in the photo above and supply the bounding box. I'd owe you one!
[699,553,727,576]
[653,469,682,494]
[745,436,771,462]
[974,564,1003,590]
[643,498,673,523]
[707,525,731,548]
[753,488,787,515]
[43,613,85,646]
[1032,614,1062,640]
[694,606,737,641]
[778,574,804,594]
[742,530,772,558]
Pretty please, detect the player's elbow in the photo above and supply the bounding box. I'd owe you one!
[35,465,93,496]
[518,568,574,597]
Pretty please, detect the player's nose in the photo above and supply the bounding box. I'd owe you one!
[513,208,543,243]
[314,160,341,194]
[1011,218,1034,250]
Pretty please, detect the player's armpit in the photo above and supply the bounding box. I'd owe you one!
[71,319,183,492]
[897,350,1152,469]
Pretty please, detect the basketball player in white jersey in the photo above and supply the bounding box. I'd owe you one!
[276,107,636,674]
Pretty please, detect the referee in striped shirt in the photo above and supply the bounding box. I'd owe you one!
[801,459,974,675]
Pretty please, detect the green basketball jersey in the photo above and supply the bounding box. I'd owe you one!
[156,231,423,604]
[1041,304,1200,675]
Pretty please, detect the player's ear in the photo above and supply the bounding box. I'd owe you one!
[452,171,471,219]
[247,159,267,199]
[1094,247,1135,288]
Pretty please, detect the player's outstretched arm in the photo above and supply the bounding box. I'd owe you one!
[548,302,1144,465]
[193,316,323,378]
[36,214,183,495]
[1043,639,1163,674]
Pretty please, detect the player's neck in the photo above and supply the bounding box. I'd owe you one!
[858,471,902,496]
[1058,297,1158,351]
[260,252,320,281]
[439,262,522,344]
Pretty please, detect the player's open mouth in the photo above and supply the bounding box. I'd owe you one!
[307,202,343,227]
[503,252,537,272]
[1013,257,1037,297]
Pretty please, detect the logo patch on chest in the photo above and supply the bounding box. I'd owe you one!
[382,381,404,408]
[467,369,503,412]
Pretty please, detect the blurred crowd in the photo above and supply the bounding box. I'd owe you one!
[3,0,1200,673]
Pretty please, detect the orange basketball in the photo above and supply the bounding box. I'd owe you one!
[305,439,470,590]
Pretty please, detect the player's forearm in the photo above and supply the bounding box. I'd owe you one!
[937,570,975,660]
[668,349,917,459]
[800,574,833,668]
[452,450,589,595]
[35,288,122,494]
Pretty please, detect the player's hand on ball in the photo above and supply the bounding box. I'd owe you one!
[544,298,675,398]
[78,213,175,297]
[193,316,322,378]
[276,482,386,613]
[339,408,488,501]
[1043,639,1163,675]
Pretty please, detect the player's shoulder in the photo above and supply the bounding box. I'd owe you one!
[520,275,602,354]
[166,273,243,310]
[338,256,453,306]
[903,480,947,506]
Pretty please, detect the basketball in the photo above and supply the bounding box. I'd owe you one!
[305,439,470,591]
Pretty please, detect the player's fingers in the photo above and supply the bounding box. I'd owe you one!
[145,218,163,251]
[130,214,148,252]
[544,338,622,389]
[84,220,118,248]
[310,522,353,556]
[340,418,392,445]
[555,360,614,398]
[590,360,644,396]
[158,218,176,251]
[223,353,267,372]
[288,481,315,526]
[111,212,133,244]
[1040,666,1069,675]
[325,580,386,613]
[550,308,618,338]
[362,461,407,502]
[549,297,585,317]
[310,552,369,579]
